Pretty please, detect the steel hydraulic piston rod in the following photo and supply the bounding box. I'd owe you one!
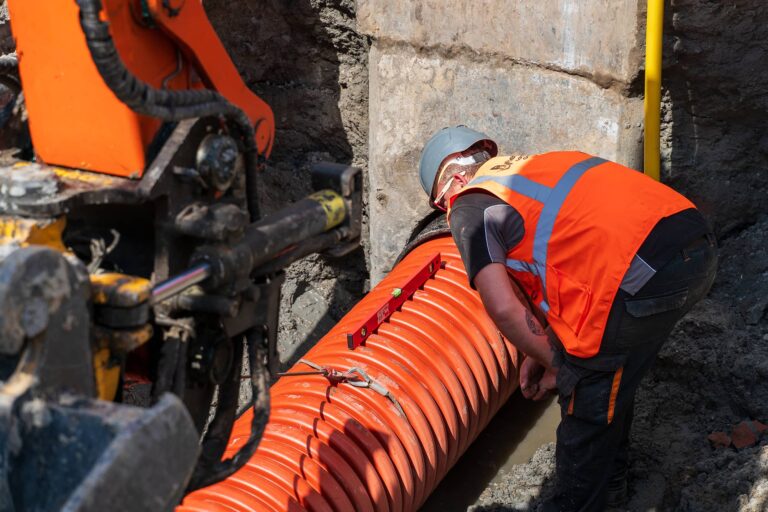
[152,263,212,304]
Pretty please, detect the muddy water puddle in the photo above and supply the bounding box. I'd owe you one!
[421,391,560,511]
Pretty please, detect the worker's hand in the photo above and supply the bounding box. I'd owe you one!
[520,357,558,401]
[519,356,543,398]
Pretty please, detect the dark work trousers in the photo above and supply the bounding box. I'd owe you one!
[542,234,718,512]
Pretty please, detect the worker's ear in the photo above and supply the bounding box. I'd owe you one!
[460,162,484,184]
[455,172,470,185]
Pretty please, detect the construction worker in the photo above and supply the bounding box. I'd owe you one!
[419,126,717,511]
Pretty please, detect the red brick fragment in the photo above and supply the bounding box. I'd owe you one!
[707,431,731,449]
[731,421,760,449]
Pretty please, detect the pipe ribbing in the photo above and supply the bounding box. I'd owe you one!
[178,236,520,512]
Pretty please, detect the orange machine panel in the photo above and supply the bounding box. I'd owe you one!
[8,0,196,177]
[8,0,275,178]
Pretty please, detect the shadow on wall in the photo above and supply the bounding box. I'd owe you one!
[205,0,370,366]
[657,5,768,504]
[205,0,366,168]
[663,0,768,237]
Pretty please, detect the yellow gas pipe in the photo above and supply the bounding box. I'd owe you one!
[644,0,664,181]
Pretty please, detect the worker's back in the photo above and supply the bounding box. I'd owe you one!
[452,151,696,357]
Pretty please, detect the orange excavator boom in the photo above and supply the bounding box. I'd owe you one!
[7,0,274,178]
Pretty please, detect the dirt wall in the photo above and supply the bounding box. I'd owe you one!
[661,0,768,236]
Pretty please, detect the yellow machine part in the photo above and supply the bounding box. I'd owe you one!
[93,347,121,401]
[0,216,68,252]
[90,274,154,400]
[0,216,150,401]
[90,273,152,307]
[308,189,346,231]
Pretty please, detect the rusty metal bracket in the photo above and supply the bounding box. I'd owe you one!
[347,252,442,350]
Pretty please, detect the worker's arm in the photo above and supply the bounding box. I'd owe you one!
[474,263,559,400]
[448,192,558,399]
[473,262,556,368]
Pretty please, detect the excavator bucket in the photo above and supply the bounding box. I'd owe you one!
[2,395,199,512]
[0,247,199,512]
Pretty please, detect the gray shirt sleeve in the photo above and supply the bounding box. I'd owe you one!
[449,192,525,287]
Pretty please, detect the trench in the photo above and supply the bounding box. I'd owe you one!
[200,1,768,510]
[201,3,564,509]
[0,0,762,509]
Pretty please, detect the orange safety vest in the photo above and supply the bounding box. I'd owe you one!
[447,151,696,358]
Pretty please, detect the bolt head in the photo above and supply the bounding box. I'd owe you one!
[196,134,240,192]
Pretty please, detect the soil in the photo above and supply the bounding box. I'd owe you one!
[661,0,768,237]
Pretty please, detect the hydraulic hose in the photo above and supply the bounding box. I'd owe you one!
[178,235,520,511]
[75,0,261,219]
[0,55,18,73]
[0,55,19,94]
[186,332,271,492]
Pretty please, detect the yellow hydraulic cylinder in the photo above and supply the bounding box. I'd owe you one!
[644,0,664,181]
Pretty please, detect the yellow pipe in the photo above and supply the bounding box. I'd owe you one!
[644,0,664,181]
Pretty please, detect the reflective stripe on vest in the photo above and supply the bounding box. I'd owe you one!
[476,156,608,310]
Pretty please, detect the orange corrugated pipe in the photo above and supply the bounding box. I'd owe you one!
[178,236,521,512]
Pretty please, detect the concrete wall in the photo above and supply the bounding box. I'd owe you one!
[360,0,647,283]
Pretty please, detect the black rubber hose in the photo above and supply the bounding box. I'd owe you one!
[76,0,260,220]
[185,328,270,492]
[0,56,22,130]
[0,75,20,95]
[187,338,243,486]
[78,1,237,115]
[0,55,18,75]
